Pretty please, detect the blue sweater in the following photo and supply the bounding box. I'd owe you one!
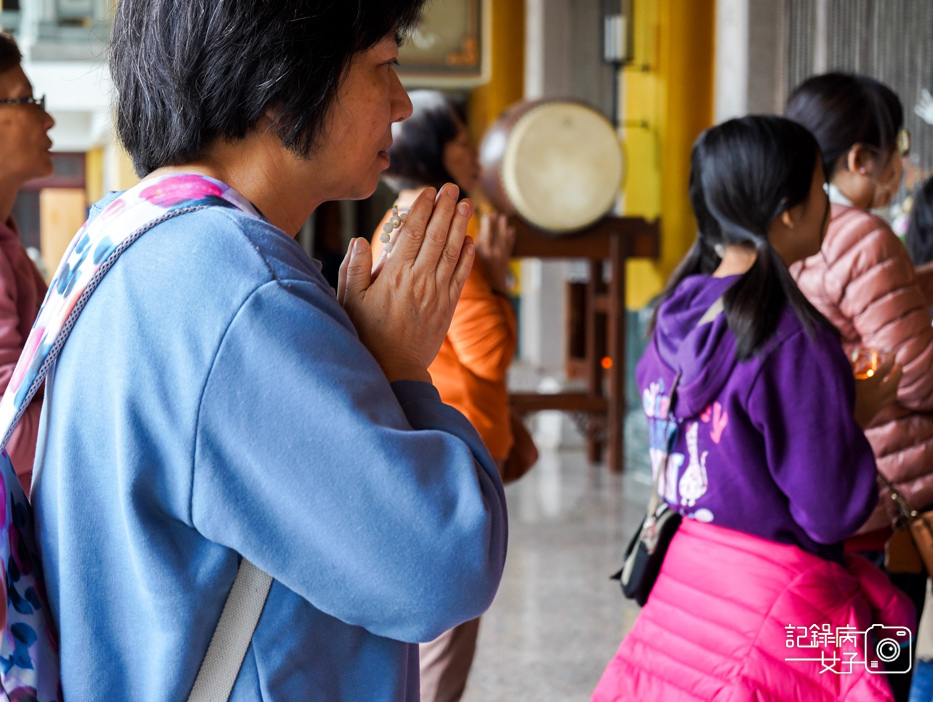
[32,194,508,701]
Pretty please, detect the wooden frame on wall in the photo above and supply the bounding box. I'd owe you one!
[397,0,490,88]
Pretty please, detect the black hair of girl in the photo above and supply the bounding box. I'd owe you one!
[652,115,828,361]
[906,178,933,267]
[382,90,468,194]
[785,72,903,179]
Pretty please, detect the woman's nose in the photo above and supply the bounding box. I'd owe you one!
[391,73,412,124]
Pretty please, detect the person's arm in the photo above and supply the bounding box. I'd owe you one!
[828,217,933,411]
[445,261,517,382]
[191,279,507,643]
[746,327,878,544]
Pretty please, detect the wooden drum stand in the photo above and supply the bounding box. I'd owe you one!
[508,215,660,473]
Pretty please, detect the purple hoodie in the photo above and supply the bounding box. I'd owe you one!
[637,274,878,562]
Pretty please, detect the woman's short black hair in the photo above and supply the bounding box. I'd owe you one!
[0,32,22,75]
[111,0,426,176]
[382,90,467,193]
[907,177,933,267]
[785,72,903,179]
[654,115,828,360]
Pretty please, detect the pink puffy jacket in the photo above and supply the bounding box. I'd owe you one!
[792,204,933,532]
[592,519,914,702]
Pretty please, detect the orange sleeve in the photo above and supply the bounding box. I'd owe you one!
[432,217,517,458]
[446,256,517,382]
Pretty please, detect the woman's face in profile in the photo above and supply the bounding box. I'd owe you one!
[443,121,479,195]
[313,36,413,201]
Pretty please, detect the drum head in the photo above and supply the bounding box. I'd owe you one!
[499,102,624,233]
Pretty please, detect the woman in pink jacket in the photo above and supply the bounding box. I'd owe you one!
[787,74,932,541]
[593,116,911,702]
[787,81,932,702]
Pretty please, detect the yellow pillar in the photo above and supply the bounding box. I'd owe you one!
[40,188,87,278]
[467,0,524,142]
[114,144,140,191]
[85,146,105,205]
[622,0,716,309]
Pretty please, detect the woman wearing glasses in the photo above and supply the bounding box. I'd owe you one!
[0,32,54,494]
[787,73,931,699]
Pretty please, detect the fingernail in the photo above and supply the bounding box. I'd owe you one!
[446,183,460,199]
[458,201,472,216]
[353,238,367,253]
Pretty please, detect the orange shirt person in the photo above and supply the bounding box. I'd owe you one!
[372,90,537,702]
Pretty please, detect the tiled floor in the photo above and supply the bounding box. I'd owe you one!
[461,412,652,701]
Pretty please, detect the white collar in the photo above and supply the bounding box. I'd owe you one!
[827,183,854,207]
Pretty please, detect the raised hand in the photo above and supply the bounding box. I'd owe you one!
[337,183,475,383]
[476,213,516,294]
[853,354,902,428]
[915,88,933,126]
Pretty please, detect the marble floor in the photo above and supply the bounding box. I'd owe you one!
[461,412,652,702]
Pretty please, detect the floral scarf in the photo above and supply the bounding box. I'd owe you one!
[0,173,261,701]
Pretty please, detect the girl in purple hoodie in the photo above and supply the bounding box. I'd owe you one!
[593,116,910,702]
[636,116,897,561]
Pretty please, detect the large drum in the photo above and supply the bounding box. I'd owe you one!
[479,99,625,234]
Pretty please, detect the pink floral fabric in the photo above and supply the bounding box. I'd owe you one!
[0,174,260,702]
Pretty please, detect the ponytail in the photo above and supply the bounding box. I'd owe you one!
[723,238,824,360]
[654,115,830,359]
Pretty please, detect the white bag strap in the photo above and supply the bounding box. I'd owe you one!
[187,559,274,701]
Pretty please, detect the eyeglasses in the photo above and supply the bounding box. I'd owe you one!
[862,128,911,163]
[0,95,46,111]
[897,128,911,157]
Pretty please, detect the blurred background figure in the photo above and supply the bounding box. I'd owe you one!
[902,177,933,702]
[906,177,933,296]
[373,89,538,702]
[0,31,54,494]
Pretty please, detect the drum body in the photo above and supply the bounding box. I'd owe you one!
[479,100,624,234]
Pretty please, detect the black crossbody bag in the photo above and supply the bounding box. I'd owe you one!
[612,297,723,605]
[611,372,682,606]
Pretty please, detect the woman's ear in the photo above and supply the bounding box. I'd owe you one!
[846,144,875,176]
[779,209,796,230]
